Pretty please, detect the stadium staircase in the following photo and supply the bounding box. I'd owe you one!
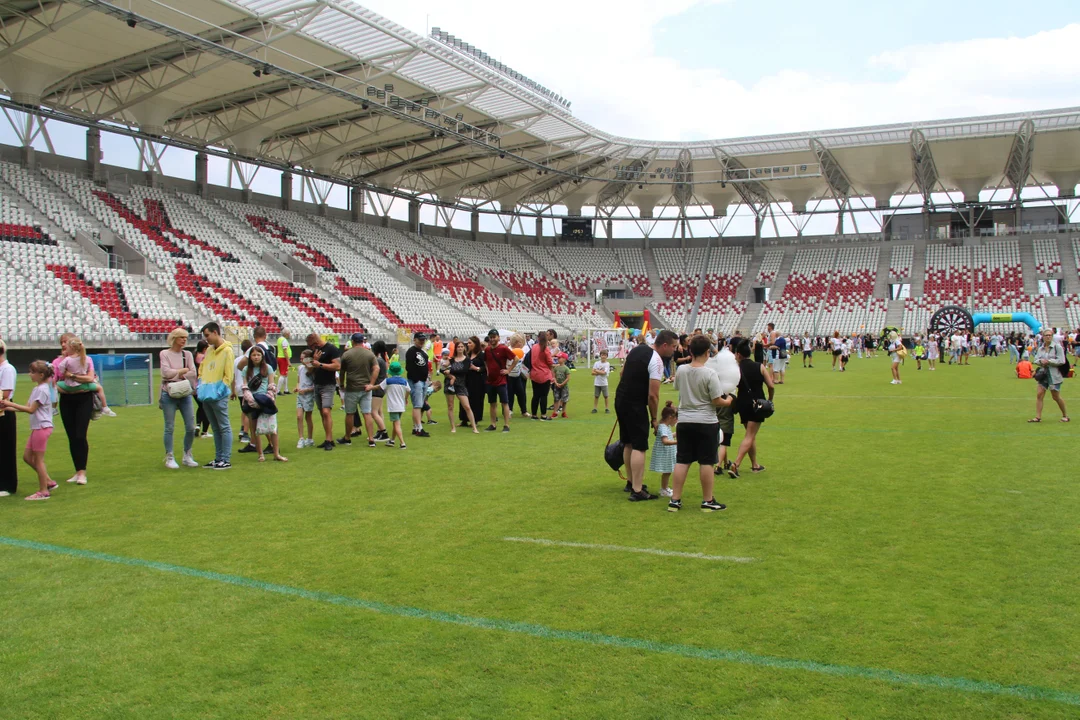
[884,301,905,329]
[736,252,762,303]
[740,303,764,335]
[642,248,665,301]
[1044,295,1068,329]
[1018,240,1039,295]
[908,241,927,298]
[769,249,794,299]
[1058,236,1080,295]
[873,246,891,299]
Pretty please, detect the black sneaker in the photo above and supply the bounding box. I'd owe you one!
[667,499,682,512]
[502,426,509,433]
[628,488,658,501]
[484,425,497,432]
[591,409,597,414]
[426,419,438,425]
[350,430,363,438]
[238,444,258,454]
[399,443,407,450]
[385,439,395,447]
[213,461,231,470]
[728,465,740,479]
[321,441,334,451]
[375,430,388,441]
[203,460,218,469]
[531,416,540,421]
[367,440,376,448]
[623,481,633,493]
[415,429,431,438]
[605,409,610,414]
[336,437,352,446]
[238,434,249,444]
[701,498,727,512]
[751,465,766,474]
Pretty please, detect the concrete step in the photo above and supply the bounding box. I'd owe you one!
[770,248,795,299]
[873,245,892,299]
[737,250,763,303]
[1044,295,1068,329]
[1058,236,1080,295]
[909,240,927,297]
[642,247,666,301]
[1018,238,1039,295]
[885,299,905,328]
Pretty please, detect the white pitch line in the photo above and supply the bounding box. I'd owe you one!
[782,394,1029,401]
[503,537,756,563]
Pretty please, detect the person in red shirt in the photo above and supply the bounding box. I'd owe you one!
[1016,359,1034,379]
[483,329,519,432]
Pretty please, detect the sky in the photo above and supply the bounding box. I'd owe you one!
[363,0,1080,141]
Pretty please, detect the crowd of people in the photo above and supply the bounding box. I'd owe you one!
[0,318,1073,503]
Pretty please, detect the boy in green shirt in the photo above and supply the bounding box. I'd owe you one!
[550,353,571,419]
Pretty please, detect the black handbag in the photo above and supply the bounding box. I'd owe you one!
[604,419,624,472]
[740,371,775,421]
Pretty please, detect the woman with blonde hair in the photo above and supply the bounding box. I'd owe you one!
[888,331,904,385]
[51,334,97,484]
[160,327,199,469]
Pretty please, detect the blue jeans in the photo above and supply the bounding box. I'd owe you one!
[1008,345,1020,363]
[161,390,196,455]
[203,396,231,462]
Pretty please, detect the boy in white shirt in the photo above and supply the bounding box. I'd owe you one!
[591,350,611,414]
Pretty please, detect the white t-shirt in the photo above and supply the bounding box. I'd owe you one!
[830,337,844,352]
[647,350,664,381]
[951,334,962,350]
[0,360,16,396]
[592,360,611,387]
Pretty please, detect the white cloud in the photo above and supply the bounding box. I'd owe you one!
[355,1,1080,139]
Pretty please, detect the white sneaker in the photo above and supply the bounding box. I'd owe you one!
[102,407,117,417]
[890,380,898,385]
[201,432,213,439]
[660,487,673,498]
[165,454,179,470]
[297,439,306,449]
[0,491,10,497]
[181,452,199,468]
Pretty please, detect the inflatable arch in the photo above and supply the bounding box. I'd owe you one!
[928,305,1042,336]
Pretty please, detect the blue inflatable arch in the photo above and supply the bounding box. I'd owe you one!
[972,312,1042,334]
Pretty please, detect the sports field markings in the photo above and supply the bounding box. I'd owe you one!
[783,394,1030,401]
[502,536,756,563]
[3,535,1078,708]
[1006,490,1024,494]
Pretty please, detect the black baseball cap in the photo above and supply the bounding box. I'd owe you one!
[351,333,365,345]
[413,331,427,341]
[487,329,499,338]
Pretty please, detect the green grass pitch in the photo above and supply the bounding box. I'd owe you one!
[2,354,1078,719]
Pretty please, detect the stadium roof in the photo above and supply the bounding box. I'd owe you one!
[2,0,1080,216]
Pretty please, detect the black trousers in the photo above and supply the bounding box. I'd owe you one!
[195,398,209,433]
[508,375,528,415]
[0,410,17,494]
[59,392,93,472]
[530,380,551,416]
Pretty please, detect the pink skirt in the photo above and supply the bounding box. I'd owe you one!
[27,427,52,452]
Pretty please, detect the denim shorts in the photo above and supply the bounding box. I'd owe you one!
[343,389,372,415]
[406,379,426,408]
[296,391,314,412]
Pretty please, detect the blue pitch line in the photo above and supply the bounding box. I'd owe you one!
[2,535,1078,707]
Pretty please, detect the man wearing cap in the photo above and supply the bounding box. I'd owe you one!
[405,332,431,438]
[337,333,379,448]
[306,332,341,451]
[483,329,518,432]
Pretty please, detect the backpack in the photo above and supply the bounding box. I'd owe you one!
[523,346,533,371]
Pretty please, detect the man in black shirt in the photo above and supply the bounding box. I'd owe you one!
[306,333,341,450]
[404,332,431,438]
[615,328,678,501]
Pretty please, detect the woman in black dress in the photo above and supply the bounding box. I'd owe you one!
[729,340,774,479]
[460,336,487,427]
[443,341,479,433]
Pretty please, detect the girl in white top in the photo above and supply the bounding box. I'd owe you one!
[888,331,903,385]
[829,332,844,371]
[926,334,939,370]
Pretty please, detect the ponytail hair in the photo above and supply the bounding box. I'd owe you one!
[29,359,54,381]
[659,400,678,424]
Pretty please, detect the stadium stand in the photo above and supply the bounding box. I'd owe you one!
[888,244,914,280]
[1033,237,1061,275]
[695,247,749,334]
